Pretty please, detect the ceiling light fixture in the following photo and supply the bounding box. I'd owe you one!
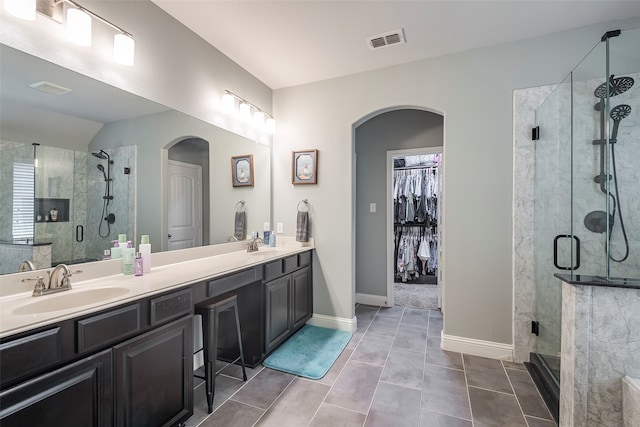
[223,90,276,134]
[4,0,135,66]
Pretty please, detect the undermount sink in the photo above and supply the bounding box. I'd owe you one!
[12,287,131,315]
[247,247,288,255]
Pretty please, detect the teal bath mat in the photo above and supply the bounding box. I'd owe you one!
[263,325,352,379]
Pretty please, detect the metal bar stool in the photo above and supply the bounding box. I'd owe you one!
[194,294,247,413]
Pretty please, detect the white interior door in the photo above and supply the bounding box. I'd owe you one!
[167,160,202,250]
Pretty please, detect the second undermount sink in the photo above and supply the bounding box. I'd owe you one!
[12,287,131,315]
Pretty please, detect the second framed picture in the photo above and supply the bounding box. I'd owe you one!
[292,149,318,185]
[231,155,254,187]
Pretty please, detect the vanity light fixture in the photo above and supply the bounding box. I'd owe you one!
[3,0,36,20]
[223,90,276,134]
[3,0,135,66]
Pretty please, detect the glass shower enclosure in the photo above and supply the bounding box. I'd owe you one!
[531,26,640,418]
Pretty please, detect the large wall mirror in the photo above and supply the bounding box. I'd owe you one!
[0,44,271,275]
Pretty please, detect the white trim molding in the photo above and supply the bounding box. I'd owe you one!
[307,313,357,333]
[356,293,390,307]
[441,332,514,361]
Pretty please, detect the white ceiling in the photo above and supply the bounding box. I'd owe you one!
[152,1,640,89]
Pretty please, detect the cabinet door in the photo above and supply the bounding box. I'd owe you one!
[292,266,312,331]
[114,316,193,427]
[265,275,291,353]
[0,349,113,427]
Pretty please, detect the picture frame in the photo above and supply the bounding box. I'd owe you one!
[231,154,254,187]
[292,149,318,185]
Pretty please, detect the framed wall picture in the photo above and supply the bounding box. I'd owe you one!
[292,149,318,185]
[231,155,254,187]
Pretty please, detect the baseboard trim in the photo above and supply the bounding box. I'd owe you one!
[307,313,357,333]
[355,293,389,307]
[441,332,514,361]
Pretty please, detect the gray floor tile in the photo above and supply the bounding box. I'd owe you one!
[463,354,513,393]
[230,368,295,409]
[316,348,353,386]
[366,315,401,337]
[381,347,425,390]
[421,364,471,420]
[355,305,379,329]
[324,361,383,414]
[506,368,553,420]
[429,310,443,318]
[427,316,443,337]
[425,336,463,370]
[346,328,366,350]
[310,403,366,427]
[393,324,427,353]
[400,308,430,329]
[419,410,472,427]
[376,306,405,318]
[364,382,421,427]
[351,332,394,366]
[525,416,558,427]
[468,386,527,427]
[502,360,527,371]
[256,378,330,427]
[200,399,264,427]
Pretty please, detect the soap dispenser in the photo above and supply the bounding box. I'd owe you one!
[122,240,135,275]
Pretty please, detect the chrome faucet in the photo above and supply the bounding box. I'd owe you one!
[228,235,239,242]
[22,264,82,297]
[18,260,36,271]
[246,237,263,252]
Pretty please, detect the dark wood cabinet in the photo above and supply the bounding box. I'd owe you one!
[265,265,312,353]
[0,349,113,427]
[114,316,193,427]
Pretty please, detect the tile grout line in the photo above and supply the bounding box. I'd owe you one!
[502,360,532,426]
[461,354,477,427]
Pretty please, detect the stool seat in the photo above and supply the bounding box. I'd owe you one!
[195,294,247,413]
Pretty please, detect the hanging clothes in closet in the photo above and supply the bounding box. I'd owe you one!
[393,164,439,283]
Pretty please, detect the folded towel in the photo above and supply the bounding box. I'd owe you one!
[296,211,309,242]
[234,211,246,240]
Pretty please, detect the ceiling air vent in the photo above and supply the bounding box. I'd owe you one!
[29,81,72,96]
[367,29,405,50]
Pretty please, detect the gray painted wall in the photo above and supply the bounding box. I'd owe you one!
[355,109,443,297]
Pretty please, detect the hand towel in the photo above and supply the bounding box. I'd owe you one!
[234,211,246,240]
[296,211,309,242]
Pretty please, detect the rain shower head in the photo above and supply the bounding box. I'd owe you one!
[92,150,107,160]
[594,75,634,98]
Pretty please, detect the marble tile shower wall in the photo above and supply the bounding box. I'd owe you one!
[572,72,640,279]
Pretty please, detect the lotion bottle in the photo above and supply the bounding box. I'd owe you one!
[134,252,143,276]
[122,240,135,275]
[139,235,151,273]
[110,240,122,259]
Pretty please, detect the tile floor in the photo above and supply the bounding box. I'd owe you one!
[186,304,557,427]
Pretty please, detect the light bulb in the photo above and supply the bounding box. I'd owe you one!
[67,8,92,46]
[114,33,135,66]
[253,111,265,127]
[266,118,276,134]
[4,0,35,20]
[222,93,235,113]
[239,102,251,120]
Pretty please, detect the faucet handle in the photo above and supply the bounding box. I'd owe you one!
[22,276,47,296]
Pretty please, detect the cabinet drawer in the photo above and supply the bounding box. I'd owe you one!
[0,327,63,386]
[298,251,311,268]
[207,267,262,298]
[283,255,298,274]
[264,260,283,281]
[77,304,141,353]
[150,289,193,326]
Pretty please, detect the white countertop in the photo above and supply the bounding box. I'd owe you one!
[0,242,313,339]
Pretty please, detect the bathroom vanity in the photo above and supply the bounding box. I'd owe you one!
[0,244,313,426]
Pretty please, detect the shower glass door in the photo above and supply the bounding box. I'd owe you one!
[533,70,573,383]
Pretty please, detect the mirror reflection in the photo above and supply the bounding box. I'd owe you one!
[0,44,271,275]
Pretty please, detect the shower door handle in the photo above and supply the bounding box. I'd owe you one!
[76,225,84,242]
[553,234,580,270]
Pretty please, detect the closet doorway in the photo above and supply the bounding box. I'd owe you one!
[387,147,443,309]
